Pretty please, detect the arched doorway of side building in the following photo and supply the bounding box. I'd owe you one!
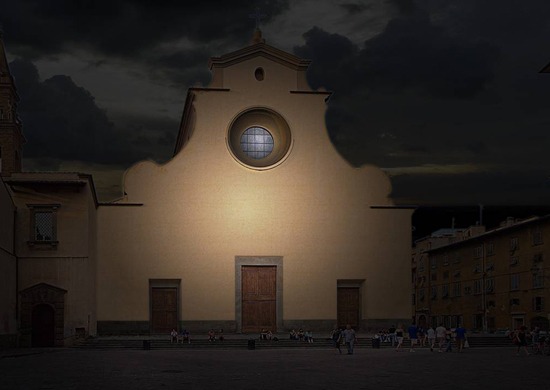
[20,283,67,347]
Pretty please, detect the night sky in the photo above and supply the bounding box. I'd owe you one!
[2,0,550,208]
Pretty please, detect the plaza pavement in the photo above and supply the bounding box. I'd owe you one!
[0,344,546,390]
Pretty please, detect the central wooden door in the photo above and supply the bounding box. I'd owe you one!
[151,287,178,334]
[242,266,276,333]
[337,287,359,329]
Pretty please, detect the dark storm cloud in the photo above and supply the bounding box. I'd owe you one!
[399,144,429,154]
[340,3,371,15]
[152,47,213,88]
[3,0,550,206]
[0,0,290,59]
[10,59,177,165]
[292,2,550,205]
[437,0,550,45]
[386,0,416,15]
[295,12,499,99]
[360,15,500,98]
[390,170,550,206]
[294,16,499,168]
[293,27,357,91]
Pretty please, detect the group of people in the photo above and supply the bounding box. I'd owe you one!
[289,328,314,342]
[170,328,191,344]
[392,322,468,353]
[208,329,224,341]
[508,325,550,356]
[528,326,549,355]
[330,324,357,354]
[260,329,275,340]
[169,328,226,343]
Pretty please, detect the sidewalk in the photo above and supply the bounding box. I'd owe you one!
[1,344,546,390]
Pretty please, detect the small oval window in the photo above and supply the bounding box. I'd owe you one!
[255,67,264,81]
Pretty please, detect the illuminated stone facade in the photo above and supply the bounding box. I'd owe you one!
[1,32,414,343]
[96,33,413,334]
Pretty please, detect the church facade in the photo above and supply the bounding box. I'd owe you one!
[1,31,413,346]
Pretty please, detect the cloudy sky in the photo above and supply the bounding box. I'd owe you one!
[2,0,550,206]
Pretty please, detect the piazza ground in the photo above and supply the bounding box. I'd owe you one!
[0,346,546,390]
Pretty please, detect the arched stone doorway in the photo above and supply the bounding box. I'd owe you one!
[32,304,55,347]
[20,283,67,347]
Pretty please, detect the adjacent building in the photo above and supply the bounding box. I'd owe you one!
[412,216,550,332]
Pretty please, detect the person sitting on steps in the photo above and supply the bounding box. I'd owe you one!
[177,329,190,344]
[208,329,216,342]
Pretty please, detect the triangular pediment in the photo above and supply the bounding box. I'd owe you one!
[209,42,311,71]
[20,282,67,295]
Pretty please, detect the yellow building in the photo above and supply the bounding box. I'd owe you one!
[413,216,550,332]
[0,31,414,346]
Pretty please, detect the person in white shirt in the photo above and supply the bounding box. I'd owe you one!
[427,326,436,352]
[435,324,447,352]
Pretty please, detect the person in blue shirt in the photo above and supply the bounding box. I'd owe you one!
[407,322,418,352]
[455,324,467,352]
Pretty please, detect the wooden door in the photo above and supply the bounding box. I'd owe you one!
[242,266,276,333]
[151,287,178,334]
[337,287,359,329]
[32,304,55,347]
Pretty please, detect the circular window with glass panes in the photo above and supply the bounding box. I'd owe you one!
[240,126,274,159]
[227,108,292,169]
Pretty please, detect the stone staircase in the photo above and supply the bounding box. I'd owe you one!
[74,335,515,350]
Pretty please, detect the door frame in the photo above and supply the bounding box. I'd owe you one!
[235,256,283,333]
[337,280,364,330]
[20,283,67,347]
[149,279,180,334]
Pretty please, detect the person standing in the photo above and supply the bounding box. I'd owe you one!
[395,324,405,352]
[435,323,447,352]
[515,326,530,356]
[455,324,466,352]
[444,327,453,352]
[388,325,396,347]
[427,325,436,352]
[417,325,426,347]
[342,324,356,355]
[531,326,542,355]
[330,325,342,354]
[407,322,418,352]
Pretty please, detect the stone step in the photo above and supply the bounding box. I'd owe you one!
[74,336,515,350]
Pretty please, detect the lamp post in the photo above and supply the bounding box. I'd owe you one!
[481,242,488,333]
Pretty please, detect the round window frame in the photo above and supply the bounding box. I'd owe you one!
[227,107,292,170]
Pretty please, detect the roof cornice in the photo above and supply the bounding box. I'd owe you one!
[208,42,311,71]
